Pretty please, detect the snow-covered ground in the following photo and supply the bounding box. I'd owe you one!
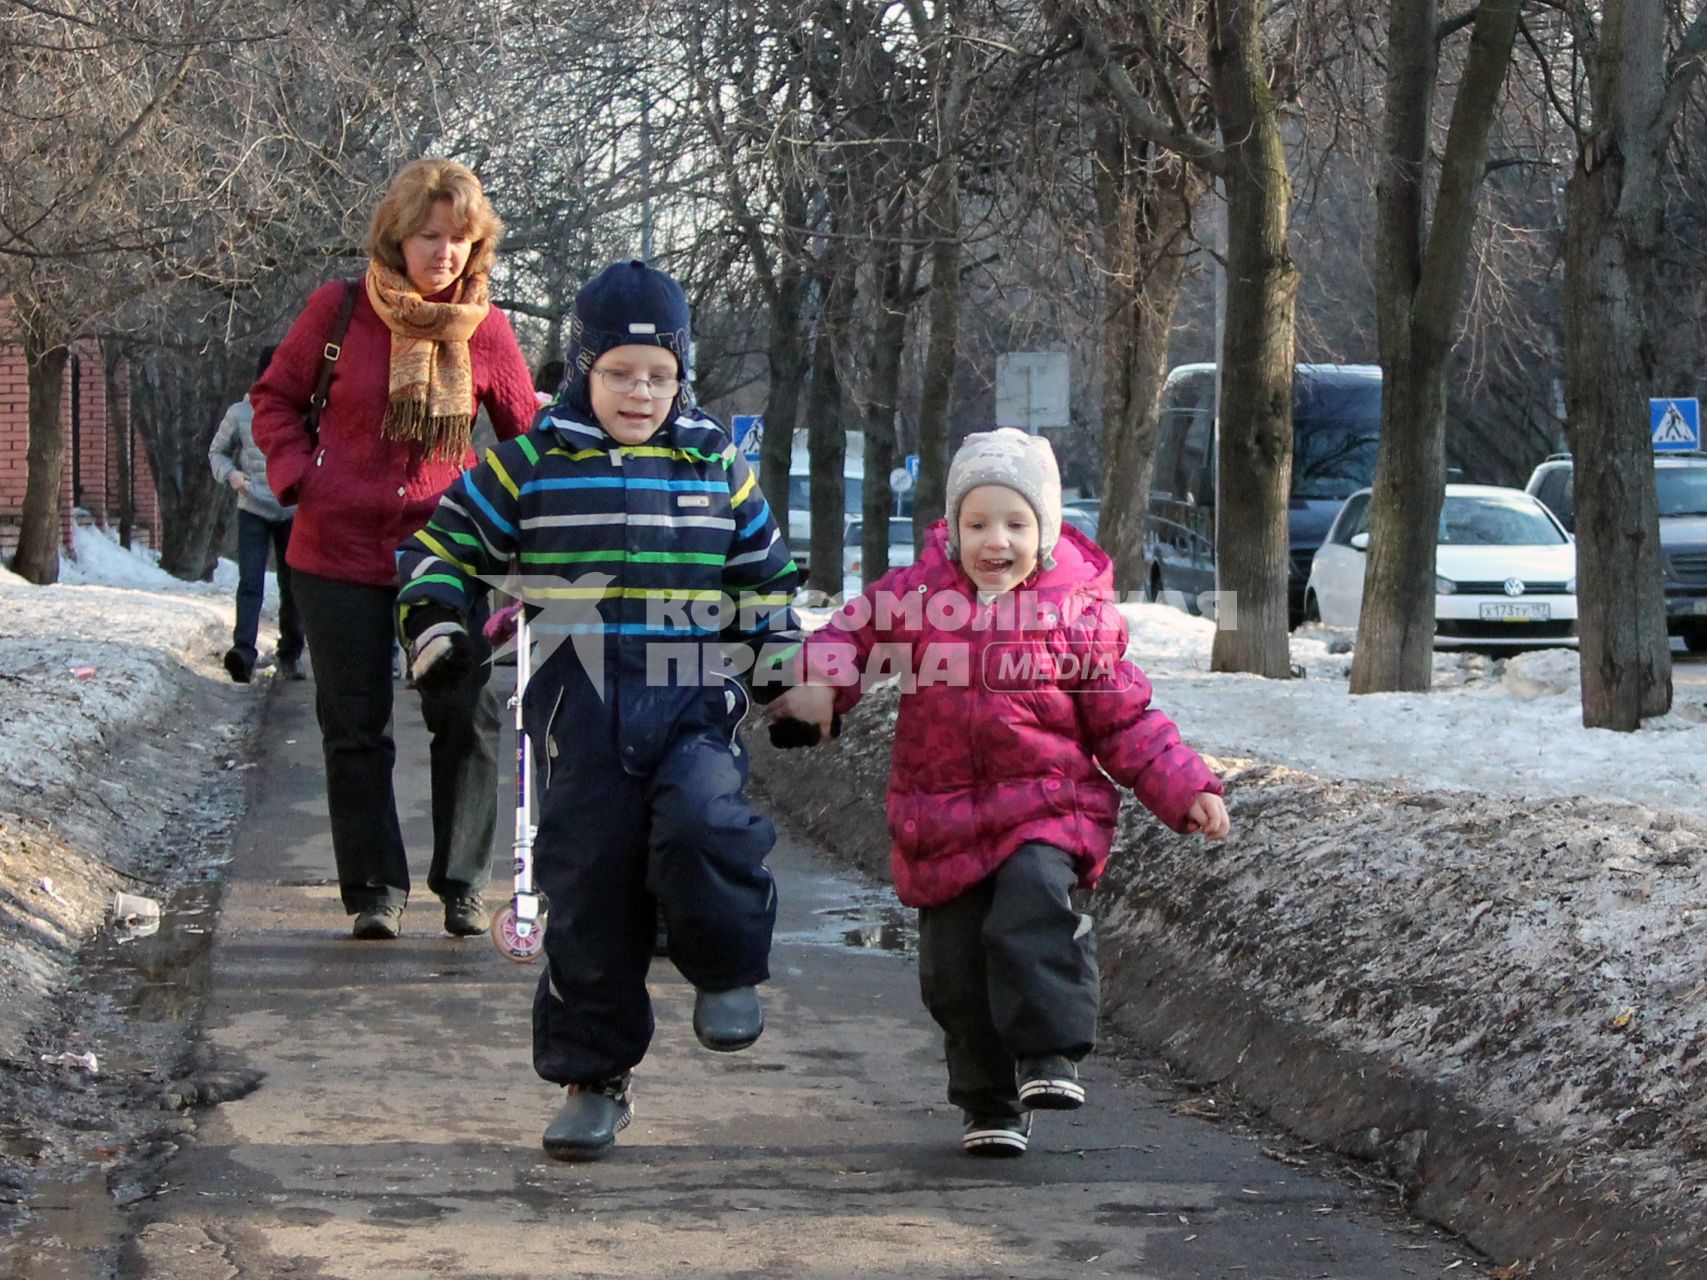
[1119,603,1706,820]
[0,525,275,797]
[8,530,1694,823]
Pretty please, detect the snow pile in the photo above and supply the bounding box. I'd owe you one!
[0,529,236,806]
[1118,603,1707,819]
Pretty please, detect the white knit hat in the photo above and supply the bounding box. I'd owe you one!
[945,428,1063,569]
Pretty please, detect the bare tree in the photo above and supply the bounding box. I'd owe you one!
[1349,0,1523,694]
[1556,1,1707,729]
[1059,0,1298,677]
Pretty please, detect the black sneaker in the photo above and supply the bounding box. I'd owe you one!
[222,647,254,684]
[351,903,403,940]
[962,1112,1032,1157]
[542,1074,633,1162]
[1017,1054,1085,1110]
[692,986,763,1052]
[443,895,490,937]
[277,655,307,681]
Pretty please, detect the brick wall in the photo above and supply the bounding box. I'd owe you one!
[0,308,158,560]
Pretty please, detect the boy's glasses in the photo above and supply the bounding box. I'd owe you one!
[593,368,680,397]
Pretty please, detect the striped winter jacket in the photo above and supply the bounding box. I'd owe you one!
[396,408,801,774]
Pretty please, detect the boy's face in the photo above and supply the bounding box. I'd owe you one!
[957,484,1040,595]
[589,343,681,444]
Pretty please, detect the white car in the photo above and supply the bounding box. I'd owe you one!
[1306,484,1578,647]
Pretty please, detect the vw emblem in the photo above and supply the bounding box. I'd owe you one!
[1504,577,1525,597]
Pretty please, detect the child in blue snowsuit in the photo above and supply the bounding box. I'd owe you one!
[396,261,800,1161]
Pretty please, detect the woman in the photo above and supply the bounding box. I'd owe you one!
[252,157,536,941]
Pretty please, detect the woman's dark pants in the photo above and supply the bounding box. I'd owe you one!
[291,570,499,913]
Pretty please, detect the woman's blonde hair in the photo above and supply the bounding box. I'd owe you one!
[365,157,502,282]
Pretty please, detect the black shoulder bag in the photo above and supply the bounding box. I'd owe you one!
[304,278,359,446]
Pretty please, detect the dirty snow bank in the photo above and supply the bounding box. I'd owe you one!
[0,527,261,1061]
[753,606,1707,1276]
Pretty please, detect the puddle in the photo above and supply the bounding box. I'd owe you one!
[780,901,917,954]
[0,1167,125,1280]
[83,879,223,1030]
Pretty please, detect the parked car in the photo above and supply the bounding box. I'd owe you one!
[1306,484,1578,648]
[1526,452,1707,650]
[1062,504,1099,542]
[843,517,917,596]
[1143,362,1384,624]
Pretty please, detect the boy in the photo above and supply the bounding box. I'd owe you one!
[396,261,800,1160]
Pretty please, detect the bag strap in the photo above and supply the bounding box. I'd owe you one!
[304,278,359,446]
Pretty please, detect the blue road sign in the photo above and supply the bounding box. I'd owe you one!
[1651,398,1700,452]
[731,414,764,460]
[905,453,920,480]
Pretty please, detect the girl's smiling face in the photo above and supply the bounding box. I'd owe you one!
[957,484,1040,595]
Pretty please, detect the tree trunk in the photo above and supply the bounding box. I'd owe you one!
[129,349,230,580]
[914,170,960,540]
[807,257,855,598]
[1352,0,1522,695]
[1094,114,1200,596]
[1562,0,1679,730]
[103,339,133,549]
[862,237,906,584]
[11,309,69,585]
[1205,0,1298,677]
[758,264,809,537]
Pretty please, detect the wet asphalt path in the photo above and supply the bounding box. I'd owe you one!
[122,670,1493,1279]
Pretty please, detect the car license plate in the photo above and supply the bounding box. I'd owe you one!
[1691,600,1707,616]
[1480,602,1550,622]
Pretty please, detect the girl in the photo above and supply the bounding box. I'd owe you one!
[768,428,1228,1156]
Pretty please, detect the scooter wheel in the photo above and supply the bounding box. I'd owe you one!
[491,902,545,963]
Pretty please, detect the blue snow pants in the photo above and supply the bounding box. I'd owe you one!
[529,684,777,1086]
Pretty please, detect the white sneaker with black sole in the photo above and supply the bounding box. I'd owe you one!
[1017,1054,1085,1110]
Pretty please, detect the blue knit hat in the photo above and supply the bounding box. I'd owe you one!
[562,260,694,420]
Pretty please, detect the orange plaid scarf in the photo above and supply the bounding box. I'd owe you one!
[364,261,490,460]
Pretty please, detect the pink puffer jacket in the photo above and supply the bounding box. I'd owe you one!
[803,522,1222,908]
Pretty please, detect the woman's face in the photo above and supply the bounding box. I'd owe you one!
[401,199,473,295]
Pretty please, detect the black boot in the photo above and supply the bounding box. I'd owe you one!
[223,647,254,684]
[692,986,763,1052]
[542,1074,633,1162]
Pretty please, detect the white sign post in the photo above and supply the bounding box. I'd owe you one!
[995,353,1070,432]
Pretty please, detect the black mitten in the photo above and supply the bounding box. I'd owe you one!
[410,619,477,694]
[767,712,843,749]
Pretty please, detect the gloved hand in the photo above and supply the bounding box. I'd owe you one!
[767,712,842,750]
[405,607,477,694]
[483,600,523,647]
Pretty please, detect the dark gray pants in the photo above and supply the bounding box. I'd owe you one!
[917,842,1099,1119]
[291,571,499,913]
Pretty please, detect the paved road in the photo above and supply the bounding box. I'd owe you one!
[126,673,1491,1279]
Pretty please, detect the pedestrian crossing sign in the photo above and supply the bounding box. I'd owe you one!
[1651,398,1700,452]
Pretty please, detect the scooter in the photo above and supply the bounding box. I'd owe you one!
[488,600,546,962]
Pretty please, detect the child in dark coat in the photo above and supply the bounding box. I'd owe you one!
[769,428,1228,1156]
[397,261,800,1160]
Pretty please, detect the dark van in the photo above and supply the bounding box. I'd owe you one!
[1143,362,1383,624]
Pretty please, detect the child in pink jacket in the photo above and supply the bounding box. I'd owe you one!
[768,428,1228,1157]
